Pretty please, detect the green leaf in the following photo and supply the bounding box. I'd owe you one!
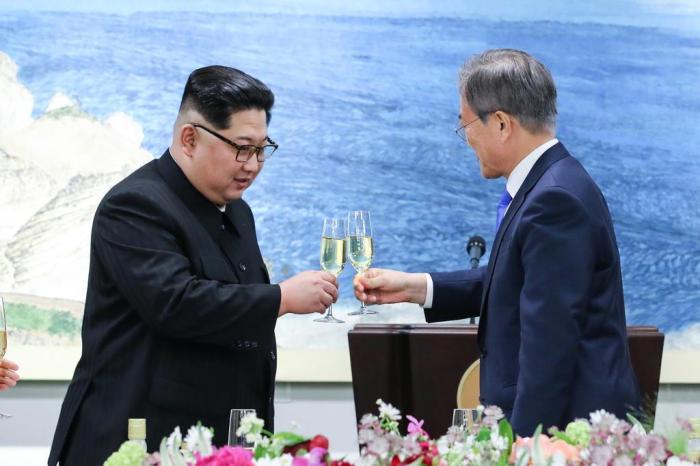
[271,432,307,446]
[476,427,491,441]
[666,430,689,456]
[626,413,645,433]
[552,431,575,445]
[515,448,531,466]
[499,419,514,461]
[253,443,268,460]
[530,425,546,466]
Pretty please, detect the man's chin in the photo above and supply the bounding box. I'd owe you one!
[223,188,245,203]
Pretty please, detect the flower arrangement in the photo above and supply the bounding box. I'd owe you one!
[104,401,698,466]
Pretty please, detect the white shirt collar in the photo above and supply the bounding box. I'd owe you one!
[505,138,559,199]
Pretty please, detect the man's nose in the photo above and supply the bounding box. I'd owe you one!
[242,155,261,172]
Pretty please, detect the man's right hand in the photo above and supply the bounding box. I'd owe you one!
[278,271,338,316]
[353,268,427,305]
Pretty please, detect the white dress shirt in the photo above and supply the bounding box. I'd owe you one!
[422,138,559,308]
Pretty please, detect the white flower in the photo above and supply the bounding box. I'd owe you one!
[667,456,696,466]
[255,453,295,466]
[551,451,567,466]
[184,424,213,456]
[358,427,377,444]
[237,412,265,436]
[490,433,507,450]
[360,413,379,426]
[631,422,647,436]
[368,436,390,457]
[376,399,401,422]
[166,426,182,449]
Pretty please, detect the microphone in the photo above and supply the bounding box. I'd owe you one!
[466,235,486,270]
[466,235,486,325]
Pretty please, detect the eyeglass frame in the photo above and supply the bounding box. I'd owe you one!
[454,115,482,141]
[190,123,278,162]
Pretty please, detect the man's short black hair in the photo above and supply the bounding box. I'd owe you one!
[179,65,274,129]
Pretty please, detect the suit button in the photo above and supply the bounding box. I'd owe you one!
[220,224,225,230]
[270,351,276,360]
[239,263,247,271]
[244,341,250,348]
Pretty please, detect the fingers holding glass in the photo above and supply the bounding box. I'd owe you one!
[347,211,377,316]
[315,217,347,323]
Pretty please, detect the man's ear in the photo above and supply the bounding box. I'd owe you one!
[493,110,512,141]
[179,124,197,157]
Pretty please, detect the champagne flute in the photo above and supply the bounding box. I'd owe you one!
[315,217,346,323]
[347,210,378,315]
[0,297,12,418]
[228,408,257,448]
[452,408,480,432]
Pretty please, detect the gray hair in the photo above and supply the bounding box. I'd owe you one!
[458,49,557,133]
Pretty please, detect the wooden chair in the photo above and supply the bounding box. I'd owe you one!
[456,359,480,408]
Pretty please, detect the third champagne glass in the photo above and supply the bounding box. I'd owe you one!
[315,217,346,323]
[348,210,377,315]
[0,297,12,418]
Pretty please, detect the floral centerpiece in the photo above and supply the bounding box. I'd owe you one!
[104,400,698,466]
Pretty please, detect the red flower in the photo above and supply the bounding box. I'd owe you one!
[309,435,329,451]
[283,435,329,456]
[330,461,353,466]
[284,441,310,456]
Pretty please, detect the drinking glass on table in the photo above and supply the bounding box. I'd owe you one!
[452,408,480,431]
[315,217,347,323]
[228,408,257,448]
[347,210,377,315]
[0,297,12,418]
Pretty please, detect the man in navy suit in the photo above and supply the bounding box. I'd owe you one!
[354,49,640,436]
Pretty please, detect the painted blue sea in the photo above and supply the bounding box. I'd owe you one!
[1,0,699,336]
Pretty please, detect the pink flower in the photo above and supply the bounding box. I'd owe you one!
[290,447,327,466]
[641,434,668,461]
[590,445,613,465]
[510,434,582,463]
[194,446,254,466]
[406,415,428,437]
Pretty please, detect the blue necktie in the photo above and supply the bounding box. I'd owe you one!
[495,190,512,232]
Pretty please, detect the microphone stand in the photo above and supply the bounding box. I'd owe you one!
[467,235,486,325]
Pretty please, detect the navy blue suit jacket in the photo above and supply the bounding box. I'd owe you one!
[425,142,640,436]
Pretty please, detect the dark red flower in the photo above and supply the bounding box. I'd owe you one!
[309,435,329,451]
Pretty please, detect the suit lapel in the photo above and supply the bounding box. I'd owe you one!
[477,143,570,348]
[155,150,242,281]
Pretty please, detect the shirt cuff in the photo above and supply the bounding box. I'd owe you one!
[423,273,434,308]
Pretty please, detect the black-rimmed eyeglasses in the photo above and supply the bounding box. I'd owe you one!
[191,123,278,162]
[454,116,481,141]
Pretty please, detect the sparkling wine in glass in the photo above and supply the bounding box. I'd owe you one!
[315,217,346,323]
[347,210,377,315]
[0,297,12,418]
[0,298,6,360]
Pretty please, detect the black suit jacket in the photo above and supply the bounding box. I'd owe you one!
[49,151,281,466]
[425,143,640,435]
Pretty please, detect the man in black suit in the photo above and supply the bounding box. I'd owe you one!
[354,49,639,436]
[49,66,338,465]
